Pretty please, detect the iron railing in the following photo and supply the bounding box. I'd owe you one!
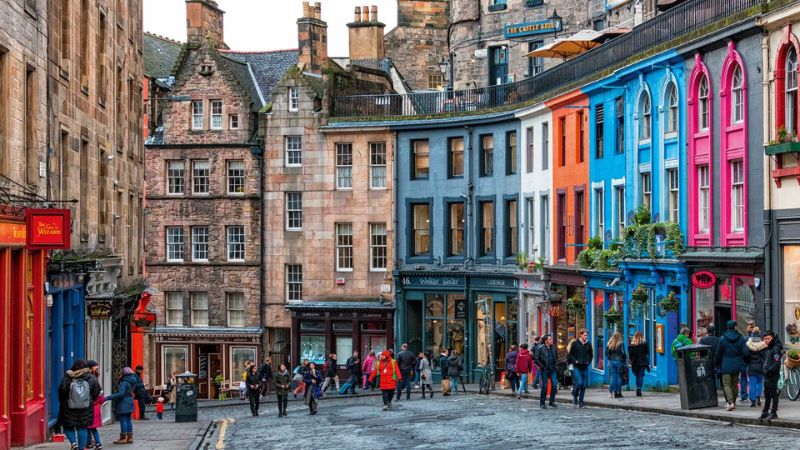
[331,0,767,119]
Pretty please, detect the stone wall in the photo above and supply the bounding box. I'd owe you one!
[186,0,226,48]
[385,26,448,91]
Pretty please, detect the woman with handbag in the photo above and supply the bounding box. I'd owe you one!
[418,352,433,399]
[628,331,650,397]
[606,332,627,399]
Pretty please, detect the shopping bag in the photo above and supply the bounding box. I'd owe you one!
[442,378,451,394]
[499,371,510,389]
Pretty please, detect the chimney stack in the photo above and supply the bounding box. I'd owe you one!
[185,0,228,49]
[347,5,385,61]
[297,1,328,73]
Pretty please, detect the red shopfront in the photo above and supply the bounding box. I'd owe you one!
[0,208,69,448]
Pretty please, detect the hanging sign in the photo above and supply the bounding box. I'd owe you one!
[26,209,71,249]
[503,19,561,39]
[691,271,716,289]
[87,301,113,319]
[0,221,26,246]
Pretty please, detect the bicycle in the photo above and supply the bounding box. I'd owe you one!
[478,366,495,395]
[781,353,800,401]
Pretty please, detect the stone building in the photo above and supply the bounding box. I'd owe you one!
[0,1,50,446]
[143,0,297,398]
[45,0,145,426]
[264,2,396,371]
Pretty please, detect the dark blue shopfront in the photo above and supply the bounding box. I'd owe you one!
[46,281,86,426]
[394,272,520,383]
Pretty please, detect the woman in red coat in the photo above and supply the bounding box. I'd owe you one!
[370,351,402,410]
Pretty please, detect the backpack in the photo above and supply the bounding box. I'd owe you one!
[323,361,330,373]
[68,377,92,409]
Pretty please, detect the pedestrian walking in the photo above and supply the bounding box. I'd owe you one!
[568,329,593,407]
[670,327,693,359]
[740,320,757,402]
[745,327,767,407]
[439,348,451,395]
[105,367,138,445]
[303,362,323,415]
[258,357,273,399]
[370,351,402,410]
[761,330,781,421]
[535,335,559,408]
[716,320,747,411]
[155,397,164,420]
[606,332,626,399]
[321,353,340,394]
[86,360,105,450]
[515,343,534,400]
[699,326,721,389]
[447,350,464,396]
[414,353,422,388]
[419,352,433,398]
[57,359,102,450]
[395,343,417,401]
[133,365,151,420]
[345,351,361,395]
[274,363,291,417]
[362,351,376,390]
[292,360,309,398]
[628,331,650,397]
[246,364,261,417]
[505,345,519,395]
[166,371,178,410]
[532,336,542,389]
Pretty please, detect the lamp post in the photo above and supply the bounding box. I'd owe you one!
[548,9,562,40]
[438,57,448,90]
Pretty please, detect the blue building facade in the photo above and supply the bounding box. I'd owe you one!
[393,113,523,382]
[581,52,690,388]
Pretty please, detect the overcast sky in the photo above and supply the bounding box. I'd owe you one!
[144,0,399,55]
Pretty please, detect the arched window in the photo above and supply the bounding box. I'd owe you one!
[639,91,651,140]
[731,65,744,124]
[698,75,710,130]
[787,47,798,134]
[666,82,678,133]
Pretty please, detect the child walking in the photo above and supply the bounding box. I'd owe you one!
[156,397,165,420]
[87,392,105,449]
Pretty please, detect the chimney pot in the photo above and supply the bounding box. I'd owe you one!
[314,2,321,20]
[302,1,310,18]
[362,5,368,21]
[370,5,377,22]
[354,6,361,22]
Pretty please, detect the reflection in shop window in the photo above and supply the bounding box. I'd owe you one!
[783,246,800,348]
[734,277,755,332]
[336,336,353,363]
[695,287,714,337]
[162,346,187,382]
[300,335,326,365]
[425,319,444,359]
[476,295,491,366]
[593,290,604,370]
[447,320,465,356]
[231,348,256,380]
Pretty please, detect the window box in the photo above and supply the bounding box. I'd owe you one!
[488,3,507,11]
[525,0,543,6]
[765,141,800,156]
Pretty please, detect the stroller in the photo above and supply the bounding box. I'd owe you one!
[556,358,573,390]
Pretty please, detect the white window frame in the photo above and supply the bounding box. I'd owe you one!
[226,225,245,262]
[165,292,183,327]
[698,165,710,233]
[226,292,246,328]
[191,226,209,262]
[210,99,223,130]
[286,265,302,301]
[335,223,354,272]
[166,227,184,262]
[787,48,798,134]
[285,192,302,231]
[639,91,651,141]
[336,143,353,190]
[288,87,299,112]
[161,346,188,383]
[731,160,745,232]
[190,292,209,327]
[167,160,185,195]
[370,223,387,271]
[285,136,302,167]
[640,171,651,211]
[229,114,239,130]
[613,182,626,238]
[667,167,679,223]
[192,160,210,195]
[369,142,387,189]
[731,65,744,124]
[191,100,203,130]
[667,82,679,134]
[699,76,710,130]
[227,160,245,195]
[595,188,605,239]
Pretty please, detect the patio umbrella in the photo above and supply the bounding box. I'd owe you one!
[525,30,602,60]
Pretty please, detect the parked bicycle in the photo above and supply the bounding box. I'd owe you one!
[781,351,800,401]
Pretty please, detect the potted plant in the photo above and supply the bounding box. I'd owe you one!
[630,284,648,318]
[528,257,545,273]
[566,295,585,318]
[659,291,680,314]
[604,306,623,329]
[787,349,800,370]
[516,252,529,270]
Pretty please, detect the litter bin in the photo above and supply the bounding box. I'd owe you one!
[175,372,198,422]
[675,344,717,410]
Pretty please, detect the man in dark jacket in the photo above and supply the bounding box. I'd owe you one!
[345,351,361,395]
[439,349,450,394]
[258,357,273,399]
[505,345,519,396]
[321,353,340,394]
[568,329,593,407]
[715,320,747,411]
[699,325,720,388]
[58,359,102,450]
[536,335,558,409]
[133,365,150,420]
[761,331,782,421]
[395,343,417,401]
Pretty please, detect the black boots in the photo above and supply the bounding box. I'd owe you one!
[636,389,642,397]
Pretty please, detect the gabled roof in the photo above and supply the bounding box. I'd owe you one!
[143,32,183,79]
[221,49,299,104]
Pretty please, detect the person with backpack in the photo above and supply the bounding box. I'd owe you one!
[369,351,402,410]
[447,350,464,396]
[745,327,767,407]
[321,353,340,394]
[104,367,139,445]
[58,359,101,450]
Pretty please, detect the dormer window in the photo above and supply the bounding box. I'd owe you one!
[289,87,299,112]
[199,64,213,76]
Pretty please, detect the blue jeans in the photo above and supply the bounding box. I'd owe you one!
[739,369,749,400]
[415,370,421,385]
[533,370,541,388]
[633,366,646,390]
[749,374,763,402]
[517,372,529,396]
[539,370,558,405]
[64,427,88,449]
[118,413,133,433]
[397,371,413,399]
[609,360,623,394]
[449,376,459,395]
[89,428,101,446]
[572,366,589,403]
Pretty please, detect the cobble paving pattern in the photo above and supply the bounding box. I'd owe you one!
[217,394,800,450]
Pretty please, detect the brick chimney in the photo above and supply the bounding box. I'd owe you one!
[297,2,328,73]
[347,5,385,61]
[186,0,228,49]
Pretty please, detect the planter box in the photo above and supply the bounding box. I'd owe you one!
[765,141,800,155]
[488,3,507,12]
[525,0,544,6]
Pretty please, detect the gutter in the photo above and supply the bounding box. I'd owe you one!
[252,138,267,355]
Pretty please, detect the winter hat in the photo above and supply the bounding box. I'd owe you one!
[726,320,737,330]
[87,360,98,369]
[123,367,134,375]
[381,350,392,360]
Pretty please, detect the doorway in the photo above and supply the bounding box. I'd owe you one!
[489,45,509,86]
[406,300,423,353]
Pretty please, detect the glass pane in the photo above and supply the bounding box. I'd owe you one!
[494,301,508,370]
[231,348,256,379]
[593,290,604,370]
[163,347,187,381]
[425,294,444,317]
[300,335,326,365]
[695,287,714,337]
[476,295,491,366]
[719,277,732,303]
[363,336,387,358]
[734,277,755,332]
[425,319,444,358]
[448,320,465,356]
[783,246,800,349]
[335,336,353,362]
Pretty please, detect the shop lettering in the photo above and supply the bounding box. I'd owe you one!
[486,279,507,287]
[691,271,716,289]
[503,20,561,39]
[419,277,459,286]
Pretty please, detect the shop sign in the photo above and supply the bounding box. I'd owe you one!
[471,277,519,289]
[454,299,467,319]
[0,220,26,246]
[87,301,112,319]
[691,271,716,289]
[400,276,465,288]
[503,19,561,39]
[26,209,71,250]
[380,284,392,293]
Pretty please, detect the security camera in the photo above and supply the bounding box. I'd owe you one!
[608,277,621,287]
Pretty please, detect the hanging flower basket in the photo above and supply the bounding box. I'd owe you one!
[604,307,623,329]
[630,284,648,318]
[566,296,585,318]
[659,291,680,314]
[787,350,800,370]
[549,304,564,319]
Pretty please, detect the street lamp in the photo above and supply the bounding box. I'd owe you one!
[438,57,448,90]
[548,9,562,40]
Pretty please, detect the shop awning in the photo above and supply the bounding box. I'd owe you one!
[149,326,264,338]
[286,301,395,311]
[679,250,763,264]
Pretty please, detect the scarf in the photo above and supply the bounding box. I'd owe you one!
[376,359,397,380]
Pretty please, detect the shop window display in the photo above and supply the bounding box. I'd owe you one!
[784,246,800,349]
[592,290,604,370]
[733,277,755,332]
[231,348,256,379]
[300,335,326,365]
[695,287,714,337]
[163,346,187,381]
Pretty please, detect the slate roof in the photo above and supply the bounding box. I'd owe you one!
[143,32,183,78]
[221,49,299,104]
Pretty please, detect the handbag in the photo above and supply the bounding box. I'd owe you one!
[441,378,451,394]
[620,366,630,385]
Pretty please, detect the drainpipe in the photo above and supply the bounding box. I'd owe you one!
[253,138,266,357]
[464,126,474,381]
[393,131,401,345]
[761,31,773,330]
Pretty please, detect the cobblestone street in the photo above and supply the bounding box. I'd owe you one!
[212,393,800,450]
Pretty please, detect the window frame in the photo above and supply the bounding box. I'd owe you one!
[731,65,744,124]
[541,122,549,170]
[666,82,679,134]
[615,96,625,154]
[479,134,494,177]
[785,47,798,135]
[478,199,495,258]
[286,265,303,301]
[227,159,245,195]
[166,227,184,262]
[167,160,185,195]
[411,139,430,180]
[210,99,223,130]
[698,165,710,233]
[445,200,466,259]
[191,226,209,262]
[288,87,299,112]
[285,136,302,167]
[698,75,710,130]
[165,292,183,327]
[335,223,354,272]
[226,292,246,328]
[615,186,626,238]
[369,223,388,271]
[369,142,387,189]
[505,197,518,260]
[640,171,651,212]
[226,225,245,262]
[191,159,210,195]
[190,292,209,327]
[409,200,433,260]
[639,90,651,141]
[506,131,517,175]
[730,160,745,233]
[525,127,534,173]
[285,192,303,231]
[556,192,566,261]
[191,100,203,130]
[336,143,354,189]
[595,188,605,238]
[448,137,465,179]
[595,104,605,159]
[667,168,679,223]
